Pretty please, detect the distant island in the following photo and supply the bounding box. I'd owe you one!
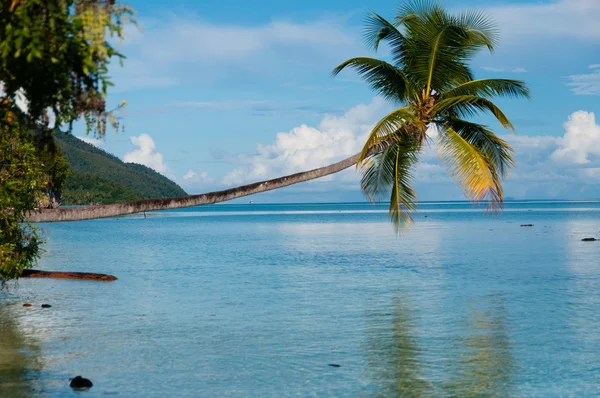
[55,132,187,206]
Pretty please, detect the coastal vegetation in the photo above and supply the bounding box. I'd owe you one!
[56,132,186,205]
[0,0,133,282]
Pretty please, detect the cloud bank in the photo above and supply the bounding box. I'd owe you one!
[218,98,600,200]
[222,97,388,185]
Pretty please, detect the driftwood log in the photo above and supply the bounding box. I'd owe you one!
[21,269,118,281]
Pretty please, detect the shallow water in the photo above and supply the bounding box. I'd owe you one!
[2,201,600,397]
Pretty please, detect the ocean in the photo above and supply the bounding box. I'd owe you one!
[1,201,600,396]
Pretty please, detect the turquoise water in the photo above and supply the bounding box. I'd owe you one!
[2,201,600,396]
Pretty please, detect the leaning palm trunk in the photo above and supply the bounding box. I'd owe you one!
[26,153,366,223]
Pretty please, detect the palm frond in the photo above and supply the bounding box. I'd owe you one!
[358,106,416,163]
[363,12,406,54]
[394,2,498,93]
[456,9,499,51]
[443,79,530,99]
[444,118,514,178]
[397,0,442,20]
[432,95,515,130]
[437,126,503,210]
[360,140,419,232]
[332,57,415,103]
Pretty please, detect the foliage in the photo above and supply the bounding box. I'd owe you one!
[334,0,530,231]
[0,0,134,281]
[55,132,187,203]
[0,0,133,135]
[0,106,44,283]
[62,171,143,205]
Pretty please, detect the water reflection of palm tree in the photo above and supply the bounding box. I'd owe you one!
[366,298,431,397]
[0,304,43,397]
[366,296,513,397]
[446,297,514,397]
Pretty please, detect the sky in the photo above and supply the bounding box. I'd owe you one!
[77,0,600,202]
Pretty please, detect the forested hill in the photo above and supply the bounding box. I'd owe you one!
[55,132,187,205]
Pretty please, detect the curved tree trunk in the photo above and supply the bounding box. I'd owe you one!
[26,152,365,223]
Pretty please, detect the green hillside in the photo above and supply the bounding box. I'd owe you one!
[55,132,187,205]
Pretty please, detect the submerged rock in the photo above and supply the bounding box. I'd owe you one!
[41,304,52,308]
[328,364,341,368]
[582,238,597,242]
[520,224,534,227]
[70,376,93,390]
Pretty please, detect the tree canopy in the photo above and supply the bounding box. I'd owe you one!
[0,0,134,282]
[333,0,529,230]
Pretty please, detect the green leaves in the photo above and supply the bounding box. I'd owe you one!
[332,57,415,103]
[443,79,530,100]
[436,126,503,210]
[445,118,514,178]
[432,95,516,130]
[0,118,45,283]
[0,0,135,282]
[334,1,530,232]
[360,140,420,232]
[0,0,135,136]
[358,107,415,163]
[395,0,498,92]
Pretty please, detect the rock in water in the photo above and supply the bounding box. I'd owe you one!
[70,376,93,390]
[520,224,534,227]
[328,364,341,368]
[23,303,32,307]
[582,238,597,242]
[41,304,52,308]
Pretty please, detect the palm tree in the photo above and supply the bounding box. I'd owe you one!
[333,0,529,230]
[26,1,529,226]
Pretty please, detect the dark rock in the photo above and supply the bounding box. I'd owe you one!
[23,303,32,307]
[328,364,341,368]
[582,238,597,242]
[520,224,534,227]
[70,376,93,390]
[41,304,52,308]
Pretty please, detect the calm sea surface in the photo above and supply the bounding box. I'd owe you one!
[2,201,600,397]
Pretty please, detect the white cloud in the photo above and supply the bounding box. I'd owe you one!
[222,97,388,185]
[567,67,600,95]
[218,99,600,200]
[182,170,213,183]
[552,111,600,164]
[490,0,600,41]
[123,133,171,176]
[183,170,197,180]
[76,135,105,148]
[511,67,528,73]
[179,170,215,193]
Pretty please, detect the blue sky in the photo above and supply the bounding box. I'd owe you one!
[79,0,600,202]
